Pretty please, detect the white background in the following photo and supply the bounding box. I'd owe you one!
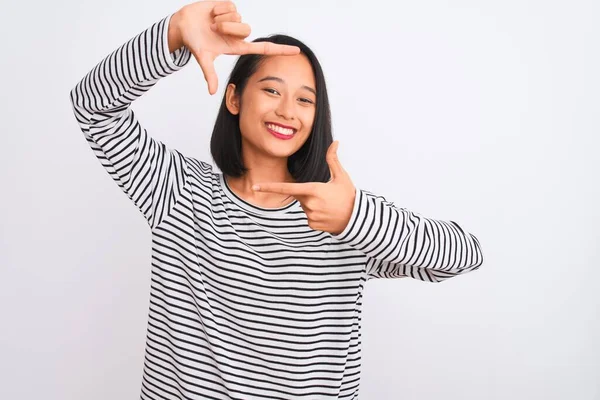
[1,0,598,398]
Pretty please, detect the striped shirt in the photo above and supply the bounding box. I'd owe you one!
[69,12,484,400]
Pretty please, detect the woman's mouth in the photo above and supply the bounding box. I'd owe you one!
[265,123,296,140]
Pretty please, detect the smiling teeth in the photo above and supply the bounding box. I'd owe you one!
[266,123,295,135]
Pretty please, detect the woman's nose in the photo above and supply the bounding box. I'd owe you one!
[275,96,295,120]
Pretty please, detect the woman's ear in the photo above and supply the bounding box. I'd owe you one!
[225,83,240,115]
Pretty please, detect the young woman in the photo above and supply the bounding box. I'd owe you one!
[69,1,484,399]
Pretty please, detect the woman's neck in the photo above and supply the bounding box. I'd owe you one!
[225,170,296,208]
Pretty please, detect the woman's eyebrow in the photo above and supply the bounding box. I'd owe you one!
[257,76,316,96]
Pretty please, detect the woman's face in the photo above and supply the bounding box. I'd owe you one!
[226,53,317,160]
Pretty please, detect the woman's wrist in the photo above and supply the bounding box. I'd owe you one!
[167,10,185,53]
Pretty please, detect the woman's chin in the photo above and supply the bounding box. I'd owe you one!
[261,141,297,158]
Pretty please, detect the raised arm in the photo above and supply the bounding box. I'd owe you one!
[69,12,193,229]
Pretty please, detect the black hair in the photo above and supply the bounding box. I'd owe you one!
[210,34,333,190]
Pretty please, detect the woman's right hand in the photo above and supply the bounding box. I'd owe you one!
[169,0,301,95]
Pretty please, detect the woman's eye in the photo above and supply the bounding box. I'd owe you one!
[264,89,313,104]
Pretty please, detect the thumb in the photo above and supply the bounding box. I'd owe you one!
[193,50,218,95]
[326,141,343,181]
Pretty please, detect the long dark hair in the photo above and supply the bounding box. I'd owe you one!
[210,34,333,185]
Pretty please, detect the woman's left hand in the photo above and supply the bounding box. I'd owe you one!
[252,141,356,235]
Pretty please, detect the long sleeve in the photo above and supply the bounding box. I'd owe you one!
[332,188,484,283]
[69,13,193,229]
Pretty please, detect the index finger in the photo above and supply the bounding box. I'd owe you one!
[253,182,314,196]
[239,41,301,56]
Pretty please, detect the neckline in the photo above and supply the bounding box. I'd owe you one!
[219,173,301,216]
